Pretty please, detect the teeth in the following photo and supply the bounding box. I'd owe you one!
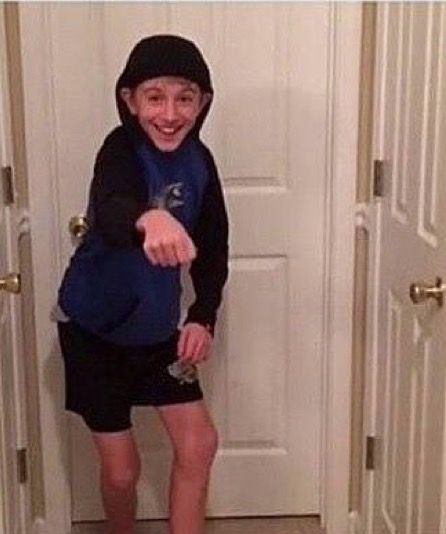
[159,127,176,135]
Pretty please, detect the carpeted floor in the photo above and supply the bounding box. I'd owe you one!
[71,516,324,534]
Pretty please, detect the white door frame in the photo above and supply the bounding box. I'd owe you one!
[361,3,384,531]
[17,4,361,533]
[0,5,27,533]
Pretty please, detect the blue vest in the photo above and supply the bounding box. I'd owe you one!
[58,137,209,346]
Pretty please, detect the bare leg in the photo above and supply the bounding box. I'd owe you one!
[92,430,141,534]
[156,400,218,534]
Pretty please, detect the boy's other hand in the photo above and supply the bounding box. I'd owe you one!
[136,209,196,267]
[177,323,212,364]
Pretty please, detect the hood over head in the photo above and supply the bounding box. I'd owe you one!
[116,34,213,142]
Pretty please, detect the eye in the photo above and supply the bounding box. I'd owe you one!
[145,92,163,104]
[178,94,194,104]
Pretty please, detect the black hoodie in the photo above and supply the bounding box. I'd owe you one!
[58,35,229,345]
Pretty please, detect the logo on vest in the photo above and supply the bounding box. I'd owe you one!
[151,182,185,210]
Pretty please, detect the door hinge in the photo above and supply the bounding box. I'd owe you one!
[366,436,375,470]
[373,160,385,198]
[1,166,15,205]
[17,448,28,484]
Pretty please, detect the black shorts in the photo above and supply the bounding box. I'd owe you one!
[57,321,203,432]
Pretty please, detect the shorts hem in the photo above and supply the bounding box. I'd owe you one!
[149,392,204,408]
[66,407,132,433]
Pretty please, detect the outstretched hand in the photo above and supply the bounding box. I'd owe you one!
[177,323,212,364]
[136,209,196,267]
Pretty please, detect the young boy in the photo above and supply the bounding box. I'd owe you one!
[56,35,229,534]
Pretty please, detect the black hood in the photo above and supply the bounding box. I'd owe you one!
[115,34,213,140]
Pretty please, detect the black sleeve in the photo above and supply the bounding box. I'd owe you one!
[185,148,229,334]
[89,129,147,248]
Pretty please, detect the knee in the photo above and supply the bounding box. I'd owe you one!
[101,461,141,493]
[175,426,219,476]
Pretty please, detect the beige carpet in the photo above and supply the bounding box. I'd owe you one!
[72,516,324,534]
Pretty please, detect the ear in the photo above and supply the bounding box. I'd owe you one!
[119,88,137,115]
[199,92,212,112]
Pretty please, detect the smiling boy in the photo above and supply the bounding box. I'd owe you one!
[121,77,206,152]
[56,35,229,534]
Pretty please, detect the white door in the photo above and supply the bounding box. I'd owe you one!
[0,5,30,533]
[367,3,446,532]
[19,2,335,522]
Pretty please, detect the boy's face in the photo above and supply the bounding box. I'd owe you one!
[121,76,210,152]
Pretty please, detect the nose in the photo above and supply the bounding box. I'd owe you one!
[162,98,178,123]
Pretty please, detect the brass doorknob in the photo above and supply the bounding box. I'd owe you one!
[409,277,446,307]
[0,272,21,294]
[69,215,88,240]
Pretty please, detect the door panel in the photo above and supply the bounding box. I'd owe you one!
[372,4,446,532]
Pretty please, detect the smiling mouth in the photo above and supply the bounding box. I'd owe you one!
[154,125,183,137]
